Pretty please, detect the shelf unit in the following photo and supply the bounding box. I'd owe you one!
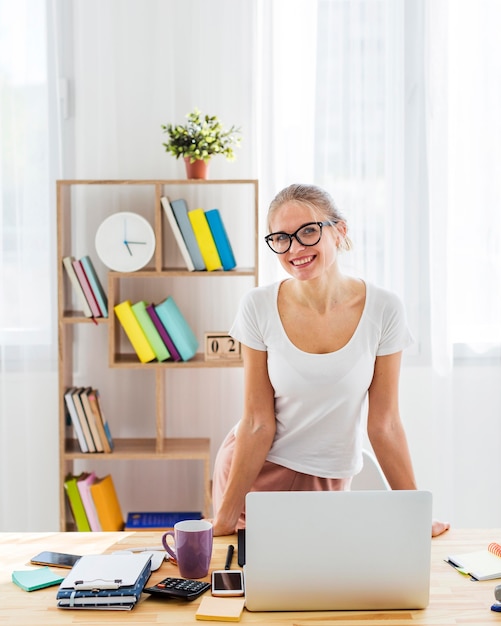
[57,179,258,531]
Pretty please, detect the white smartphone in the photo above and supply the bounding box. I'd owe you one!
[211,570,245,596]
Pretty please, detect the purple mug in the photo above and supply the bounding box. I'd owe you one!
[162,519,213,579]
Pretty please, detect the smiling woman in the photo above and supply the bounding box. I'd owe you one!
[210,183,449,538]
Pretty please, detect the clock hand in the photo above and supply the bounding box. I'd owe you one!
[123,240,133,255]
[126,241,147,245]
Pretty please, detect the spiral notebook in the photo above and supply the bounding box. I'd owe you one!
[244,490,432,611]
[446,542,501,580]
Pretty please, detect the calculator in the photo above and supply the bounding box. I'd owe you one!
[144,577,211,601]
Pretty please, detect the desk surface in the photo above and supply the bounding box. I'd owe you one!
[0,528,500,625]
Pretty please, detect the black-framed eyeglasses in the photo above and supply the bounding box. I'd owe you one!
[264,221,336,254]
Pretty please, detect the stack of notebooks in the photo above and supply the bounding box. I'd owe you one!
[62,255,108,319]
[64,387,113,453]
[64,472,124,532]
[114,295,198,363]
[161,196,237,271]
[56,552,151,610]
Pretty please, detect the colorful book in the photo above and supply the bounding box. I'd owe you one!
[80,255,108,317]
[161,196,195,271]
[72,259,102,318]
[188,208,223,271]
[125,511,201,530]
[76,472,101,531]
[71,388,97,452]
[64,387,88,453]
[79,387,104,452]
[132,300,171,361]
[90,474,124,531]
[145,303,182,361]
[169,198,206,270]
[205,208,237,270]
[154,296,199,361]
[64,473,91,531]
[87,388,113,453]
[114,300,156,363]
[62,256,93,317]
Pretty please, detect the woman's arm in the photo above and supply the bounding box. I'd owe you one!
[212,345,277,536]
[367,352,450,537]
[367,352,417,489]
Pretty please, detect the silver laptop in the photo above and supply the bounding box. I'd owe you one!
[244,490,432,611]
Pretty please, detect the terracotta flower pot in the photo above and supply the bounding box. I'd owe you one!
[184,157,209,180]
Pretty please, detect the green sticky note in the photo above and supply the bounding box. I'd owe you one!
[12,567,65,592]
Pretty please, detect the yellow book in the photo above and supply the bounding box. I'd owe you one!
[114,300,156,363]
[188,209,223,271]
[90,474,124,531]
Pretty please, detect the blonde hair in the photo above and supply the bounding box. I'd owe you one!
[267,183,352,252]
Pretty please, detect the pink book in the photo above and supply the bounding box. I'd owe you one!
[76,472,101,531]
[146,304,182,361]
[72,259,102,318]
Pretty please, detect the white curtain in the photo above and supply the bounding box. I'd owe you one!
[0,0,59,529]
[259,0,501,524]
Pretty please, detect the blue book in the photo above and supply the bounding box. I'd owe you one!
[80,255,108,317]
[56,552,151,609]
[125,511,201,529]
[205,208,237,270]
[154,296,198,361]
[169,199,206,271]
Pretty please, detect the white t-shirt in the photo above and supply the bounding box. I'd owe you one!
[229,280,413,478]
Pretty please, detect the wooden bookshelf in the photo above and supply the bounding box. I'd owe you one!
[57,179,258,530]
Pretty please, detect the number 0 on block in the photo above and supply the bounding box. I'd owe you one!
[204,333,242,361]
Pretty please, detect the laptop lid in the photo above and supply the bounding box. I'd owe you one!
[244,490,432,612]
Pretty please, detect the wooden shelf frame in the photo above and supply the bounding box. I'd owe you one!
[57,179,259,530]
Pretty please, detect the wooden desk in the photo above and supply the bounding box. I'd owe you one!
[0,529,500,624]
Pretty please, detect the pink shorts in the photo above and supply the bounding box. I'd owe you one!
[212,429,352,529]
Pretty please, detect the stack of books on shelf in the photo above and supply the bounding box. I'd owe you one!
[114,295,198,363]
[62,255,108,319]
[64,472,124,531]
[161,196,237,271]
[64,387,114,453]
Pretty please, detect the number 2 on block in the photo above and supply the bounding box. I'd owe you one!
[204,333,242,361]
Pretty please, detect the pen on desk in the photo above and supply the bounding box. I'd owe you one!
[225,544,235,570]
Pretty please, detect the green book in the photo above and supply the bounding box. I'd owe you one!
[12,567,65,591]
[132,300,171,362]
[64,473,91,532]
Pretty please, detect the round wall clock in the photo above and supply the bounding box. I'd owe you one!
[95,211,156,272]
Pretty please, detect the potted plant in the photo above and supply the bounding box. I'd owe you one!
[161,108,242,179]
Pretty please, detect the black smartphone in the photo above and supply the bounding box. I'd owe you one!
[30,550,81,569]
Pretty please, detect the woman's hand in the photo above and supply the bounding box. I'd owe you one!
[432,519,450,537]
[207,517,237,537]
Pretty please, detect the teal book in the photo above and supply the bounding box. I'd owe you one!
[131,300,171,362]
[169,199,206,271]
[205,208,237,270]
[154,296,198,361]
[80,255,108,317]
